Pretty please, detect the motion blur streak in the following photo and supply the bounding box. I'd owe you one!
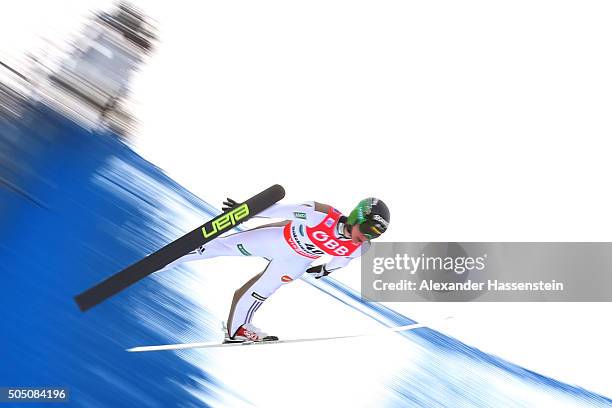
[1,98,610,407]
[0,102,232,407]
[304,276,612,407]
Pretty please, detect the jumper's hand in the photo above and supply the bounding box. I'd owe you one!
[306,264,331,279]
[222,198,239,212]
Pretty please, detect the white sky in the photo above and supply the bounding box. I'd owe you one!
[2,0,612,400]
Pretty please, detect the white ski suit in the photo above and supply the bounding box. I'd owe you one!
[160,201,367,337]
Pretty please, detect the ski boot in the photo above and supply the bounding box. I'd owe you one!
[223,323,279,343]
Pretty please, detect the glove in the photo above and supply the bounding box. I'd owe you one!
[306,264,331,279]
[222,198,239,212]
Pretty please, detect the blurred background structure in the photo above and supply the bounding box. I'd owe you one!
[1,2,155,137]
[1,2,611,407]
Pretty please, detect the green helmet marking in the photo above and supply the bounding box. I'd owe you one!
[347,198,373,226]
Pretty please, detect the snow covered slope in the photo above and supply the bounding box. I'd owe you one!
[1,102,610,407]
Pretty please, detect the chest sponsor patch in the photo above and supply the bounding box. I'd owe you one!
[293,212,307,219]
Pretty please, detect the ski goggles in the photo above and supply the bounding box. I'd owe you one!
[359,219,386,240]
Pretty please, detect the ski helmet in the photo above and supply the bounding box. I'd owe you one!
[347,198,390,239]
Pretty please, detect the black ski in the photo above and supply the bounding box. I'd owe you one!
[74,184,285,312]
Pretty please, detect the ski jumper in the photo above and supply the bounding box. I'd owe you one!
[159,201,367,337]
